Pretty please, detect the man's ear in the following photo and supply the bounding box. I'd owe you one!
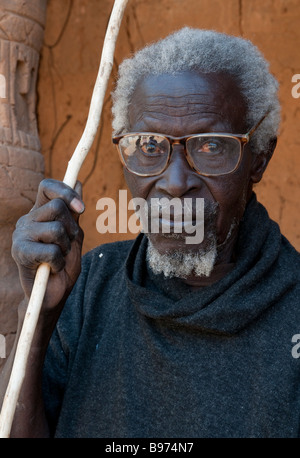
[250,136,277,184]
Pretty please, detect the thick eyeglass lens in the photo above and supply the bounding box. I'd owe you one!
[119,134,169,175]
[118,134,242,176]
[187,136,241,175]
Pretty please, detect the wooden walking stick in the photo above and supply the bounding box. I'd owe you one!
[0,0,129,438]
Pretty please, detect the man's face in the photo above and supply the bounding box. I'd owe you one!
[124,71,259,263]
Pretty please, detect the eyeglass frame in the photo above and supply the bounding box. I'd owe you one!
[112,111,270,178]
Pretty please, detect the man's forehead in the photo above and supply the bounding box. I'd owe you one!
[128,71,248,133]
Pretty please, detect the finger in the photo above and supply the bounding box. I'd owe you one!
[74,181,83,200]
[27,221,73,256]
[12,239,66,274]
[32,178,85,214]
[73,181,83,223]
[21,199,81,242]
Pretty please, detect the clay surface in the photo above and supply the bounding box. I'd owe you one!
[1,0,299,368]
[0,0,47,368]
[38,0,300,254]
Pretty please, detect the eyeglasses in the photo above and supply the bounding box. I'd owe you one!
[112,112,269,177]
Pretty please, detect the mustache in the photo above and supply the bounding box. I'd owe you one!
[133,197,219,241]
[144,197,219,223]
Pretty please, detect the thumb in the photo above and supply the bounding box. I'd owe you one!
[74,180,83,200]
[73,181,84,222]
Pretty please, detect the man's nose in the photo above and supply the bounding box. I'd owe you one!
[155,145,202,197]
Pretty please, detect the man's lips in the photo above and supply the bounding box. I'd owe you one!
[136,196,218,236]
[156,215,197,231]
[144,211,204,235]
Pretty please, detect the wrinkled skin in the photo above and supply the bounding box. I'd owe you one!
[11,179,85,312]
[10,70,277,307]
[11,70,277,303]
[1,69,277,437]
[124,71,276,284]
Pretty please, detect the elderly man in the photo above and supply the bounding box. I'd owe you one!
[1,28,299,438]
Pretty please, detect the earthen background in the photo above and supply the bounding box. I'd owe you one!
[1,0,300,366]
[38,0,300,254]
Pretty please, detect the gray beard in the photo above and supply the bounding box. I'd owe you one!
[145,199,240,280]
[146,237,217,279]
[144,199,219,279]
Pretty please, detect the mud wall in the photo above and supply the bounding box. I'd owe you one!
[38,0,300,254]
[0,0,47,367]
[0,0,299,368]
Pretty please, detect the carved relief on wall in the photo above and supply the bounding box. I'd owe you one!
[0,1,47,221]
[0,0,47,366]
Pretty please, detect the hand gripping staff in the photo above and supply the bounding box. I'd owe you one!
[0,0,129,438]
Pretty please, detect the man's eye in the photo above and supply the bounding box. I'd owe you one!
[140,140,160,155]
[200,140,223,154]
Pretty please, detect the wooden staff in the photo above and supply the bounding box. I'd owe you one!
[0,0,129,438]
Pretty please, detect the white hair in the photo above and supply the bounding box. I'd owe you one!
[112,27,280,154]
[146,239,217,279]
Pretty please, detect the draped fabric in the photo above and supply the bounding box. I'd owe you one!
[43,194,300,438]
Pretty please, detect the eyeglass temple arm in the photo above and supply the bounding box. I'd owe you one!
[246,110,270,140]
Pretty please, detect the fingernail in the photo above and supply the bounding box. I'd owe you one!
[70,197,85,214]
